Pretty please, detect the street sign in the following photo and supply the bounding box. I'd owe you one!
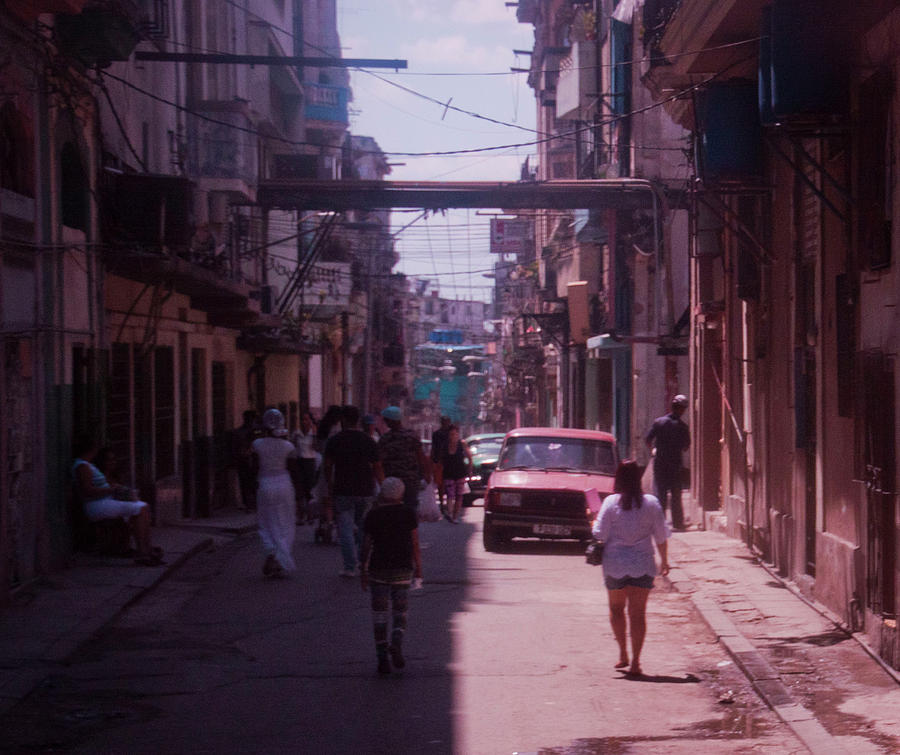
[490,218,534,255]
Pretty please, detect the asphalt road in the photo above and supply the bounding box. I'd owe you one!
[1,509,806,754]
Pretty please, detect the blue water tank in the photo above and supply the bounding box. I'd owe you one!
[762,0,848,120]
[757,6,775,125]
[699,81,763,183]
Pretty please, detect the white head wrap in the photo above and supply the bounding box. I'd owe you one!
[262,408,287,437]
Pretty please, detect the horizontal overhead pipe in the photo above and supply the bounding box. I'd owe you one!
[134,52,407,69]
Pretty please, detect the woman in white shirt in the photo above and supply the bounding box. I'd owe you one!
[252,409,299,577]
[592,459,670,676]
[291,410,318,522]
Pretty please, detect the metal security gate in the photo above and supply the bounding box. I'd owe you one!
[862,352,896,623]
[3,338,36,589]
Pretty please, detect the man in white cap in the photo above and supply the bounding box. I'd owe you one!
[377,406,432,510]
[645,394,691,531]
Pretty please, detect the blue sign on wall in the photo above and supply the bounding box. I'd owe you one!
[305,83,349,123]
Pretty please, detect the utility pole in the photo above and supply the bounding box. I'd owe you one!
[362,238,375,414]
[341,310,349,405]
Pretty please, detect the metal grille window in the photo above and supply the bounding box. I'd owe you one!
[154,347,175,478]
[107,344,132,468]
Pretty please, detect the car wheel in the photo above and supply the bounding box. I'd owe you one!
[483,520,502,552]
[462,493,474,507]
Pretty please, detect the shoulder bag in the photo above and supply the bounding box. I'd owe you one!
[585,539,604,566]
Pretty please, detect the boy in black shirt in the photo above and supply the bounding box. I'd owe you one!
[360,477,422,675]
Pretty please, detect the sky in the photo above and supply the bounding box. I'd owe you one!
[338,0,537,303]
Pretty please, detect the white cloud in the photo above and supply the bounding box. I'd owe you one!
[449,0,518,25]
[401,36,513,72]
[393,152,525,182]
[378,0,519,26]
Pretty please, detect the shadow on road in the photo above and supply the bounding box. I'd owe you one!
[618,672,702,684]
[494,539,587,557]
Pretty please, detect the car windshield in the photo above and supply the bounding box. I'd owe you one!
[497,436,617,475]
[469,439,503,456]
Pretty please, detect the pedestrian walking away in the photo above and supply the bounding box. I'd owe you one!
[592,459,670,677]
[362,413,381,442]
[291,410,318,523]
[323,405,382,577]
[72,434,163,566]
[232,410,261,511]
[252,408,300,578]
[377,405,432,510]
[307,405,343,537]
[431,415,451,509]
[645,393,691,530]
[440,424,472,523]
[360,477,423,676]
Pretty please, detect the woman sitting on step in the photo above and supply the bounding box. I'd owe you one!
[72,434,162,566]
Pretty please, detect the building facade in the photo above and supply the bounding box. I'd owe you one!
[513,0,691,455]
[638,0,900,669]
[0,0,392,602]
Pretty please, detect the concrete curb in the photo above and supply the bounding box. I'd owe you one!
[668,564,850,754]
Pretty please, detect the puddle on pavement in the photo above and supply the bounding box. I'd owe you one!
[525,713,774,753]
[802,686,900,751]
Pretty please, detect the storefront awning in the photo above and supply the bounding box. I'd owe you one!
[587,334,630,353]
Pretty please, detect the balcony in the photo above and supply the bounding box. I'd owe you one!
[304,83,349,125]
[7,0,87,22]
[100,172,262,328]
[186,101,258,199]
[641,0,766,126]
[54,2,142,67]
[556,42,596,121]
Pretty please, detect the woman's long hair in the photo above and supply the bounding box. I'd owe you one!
[446,425,460,455]
[613,460,644,510]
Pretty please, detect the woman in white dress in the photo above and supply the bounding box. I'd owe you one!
[252,409,299,577]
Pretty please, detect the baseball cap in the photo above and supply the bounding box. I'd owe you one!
[672,394,689,407]
[381,406,402,421]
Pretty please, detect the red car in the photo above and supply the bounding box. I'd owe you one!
[483,427,619,551]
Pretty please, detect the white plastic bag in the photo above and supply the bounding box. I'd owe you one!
[417,482,441,522]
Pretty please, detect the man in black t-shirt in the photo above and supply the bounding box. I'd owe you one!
[323,405,382,577]
[645,394,691,530]
[360,477,422,675]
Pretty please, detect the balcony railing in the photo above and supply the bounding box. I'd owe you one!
[642,0,682,64]
[304,83,349,124]
[187,105,258,189]
[100,173,265,327]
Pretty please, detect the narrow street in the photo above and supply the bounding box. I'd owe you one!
[1,511,807,754]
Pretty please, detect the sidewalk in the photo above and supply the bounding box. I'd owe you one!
[2,514,899,751]
[668,526,900,754]
[0,511,257,716]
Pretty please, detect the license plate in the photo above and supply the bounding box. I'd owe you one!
[533,523,571,536]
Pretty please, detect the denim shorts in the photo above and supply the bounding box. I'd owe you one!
[604,574,654,590]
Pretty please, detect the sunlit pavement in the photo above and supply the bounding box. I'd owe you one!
[1,507,898,752]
